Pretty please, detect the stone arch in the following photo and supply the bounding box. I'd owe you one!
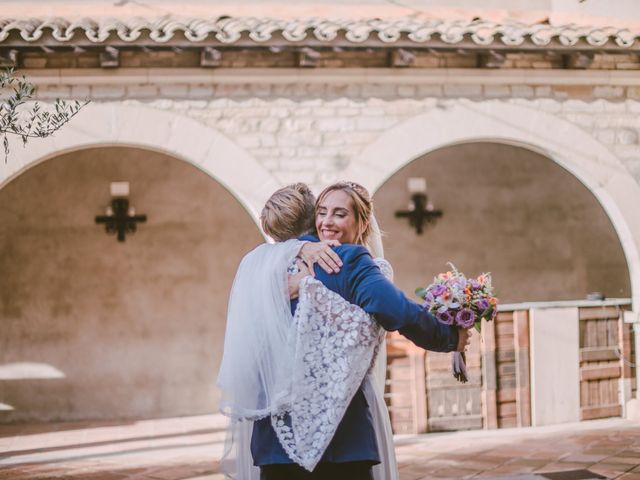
[344,100,640,311]
[0,146,267,421]
[1,103,279,226]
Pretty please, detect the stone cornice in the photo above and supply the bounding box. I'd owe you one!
[23,68,640,87]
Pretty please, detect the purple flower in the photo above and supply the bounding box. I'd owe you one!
[455,308,476,328]
[469,279,481,290]
[475,298,490,311]
[429,284,447,297]
[437,310,455,325]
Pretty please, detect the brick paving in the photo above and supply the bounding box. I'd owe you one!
[0,415,639,479]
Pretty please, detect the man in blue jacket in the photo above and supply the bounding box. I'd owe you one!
[252,236,468,479]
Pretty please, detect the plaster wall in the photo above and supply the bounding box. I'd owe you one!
[374,143,631,303]
[0,147,264,422]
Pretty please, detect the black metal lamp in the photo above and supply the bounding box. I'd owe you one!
[395,177,442,235]
[95,182,147,242]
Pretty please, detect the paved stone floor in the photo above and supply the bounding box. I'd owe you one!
[0,415,639,480]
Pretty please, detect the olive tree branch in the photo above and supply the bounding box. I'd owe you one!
[1,68,89,162]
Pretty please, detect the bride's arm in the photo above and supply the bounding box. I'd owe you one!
[298,240,342,274]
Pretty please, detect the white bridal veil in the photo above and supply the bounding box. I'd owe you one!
[218,217,398,479]
[217,240,301,420]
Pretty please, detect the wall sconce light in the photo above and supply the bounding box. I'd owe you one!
[394,177,442,235]
[95,182,147,242]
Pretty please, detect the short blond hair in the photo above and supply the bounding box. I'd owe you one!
[261,183,316,241]
[316,181,373,246]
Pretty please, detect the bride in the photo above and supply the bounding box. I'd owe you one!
[218,182,468,479]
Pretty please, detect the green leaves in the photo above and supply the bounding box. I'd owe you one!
[1,68,89,162]
[415,287,427,298]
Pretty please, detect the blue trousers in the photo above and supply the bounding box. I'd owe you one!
[259,462,373,480]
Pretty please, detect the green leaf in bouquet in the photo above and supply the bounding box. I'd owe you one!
[480,306,493,320]
[474,320,482,333]
[415,287,426,298]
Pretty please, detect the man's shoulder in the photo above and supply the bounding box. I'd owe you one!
[298,235,371,262]
[334,243,369,257]
[332,245,373,274]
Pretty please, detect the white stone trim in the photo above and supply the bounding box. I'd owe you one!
[499,298,632,311]
[344,100,640,315]
[0,103,279,228]
[22,68,640,87]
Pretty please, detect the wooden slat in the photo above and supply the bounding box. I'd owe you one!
[513,310,531,427]
[620,319,633,380]
[496,312,514,322]
[579,306,620,320]
[498,376,516,389]
[581,365,621,381]
[428,415,483,431]
[498,389,516,403]
[498,363,516,376]
[597,318,608,348]
[411,352,428,433]
[581,404,622,420]
[498,402,517,417]
[496,322,514,336]
[496,336,514,350]
[498,416,517,428]
[606,378,618,405]
[496,350,515,363]
[607,318,618,347]
[481,319,498,430]
[580,347,618,362]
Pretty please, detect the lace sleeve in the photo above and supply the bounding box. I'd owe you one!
[373,257,394,282]
[273,277,384,471]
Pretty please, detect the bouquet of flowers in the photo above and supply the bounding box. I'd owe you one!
[416,264,497,383]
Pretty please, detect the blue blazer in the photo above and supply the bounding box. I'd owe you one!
[251,238,459,466]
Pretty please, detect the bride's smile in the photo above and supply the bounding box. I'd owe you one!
[316,189,358,244]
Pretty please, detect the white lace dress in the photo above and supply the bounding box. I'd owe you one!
[271,258,398,476]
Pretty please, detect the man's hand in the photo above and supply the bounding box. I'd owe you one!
[456,327,472,352]
[299,240,342,275]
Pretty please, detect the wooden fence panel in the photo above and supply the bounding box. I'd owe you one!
[578,306,633,421]
[425,333,483,431]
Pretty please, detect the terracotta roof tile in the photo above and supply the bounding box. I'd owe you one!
[0,16,638,49]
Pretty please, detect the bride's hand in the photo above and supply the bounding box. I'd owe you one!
[456,327,472,352]
[288,259,313,299]
[299,240,343,275]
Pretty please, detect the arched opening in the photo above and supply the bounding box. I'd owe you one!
[375,141,635,433]
[0,146,264,422]
[375,142,631,303]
